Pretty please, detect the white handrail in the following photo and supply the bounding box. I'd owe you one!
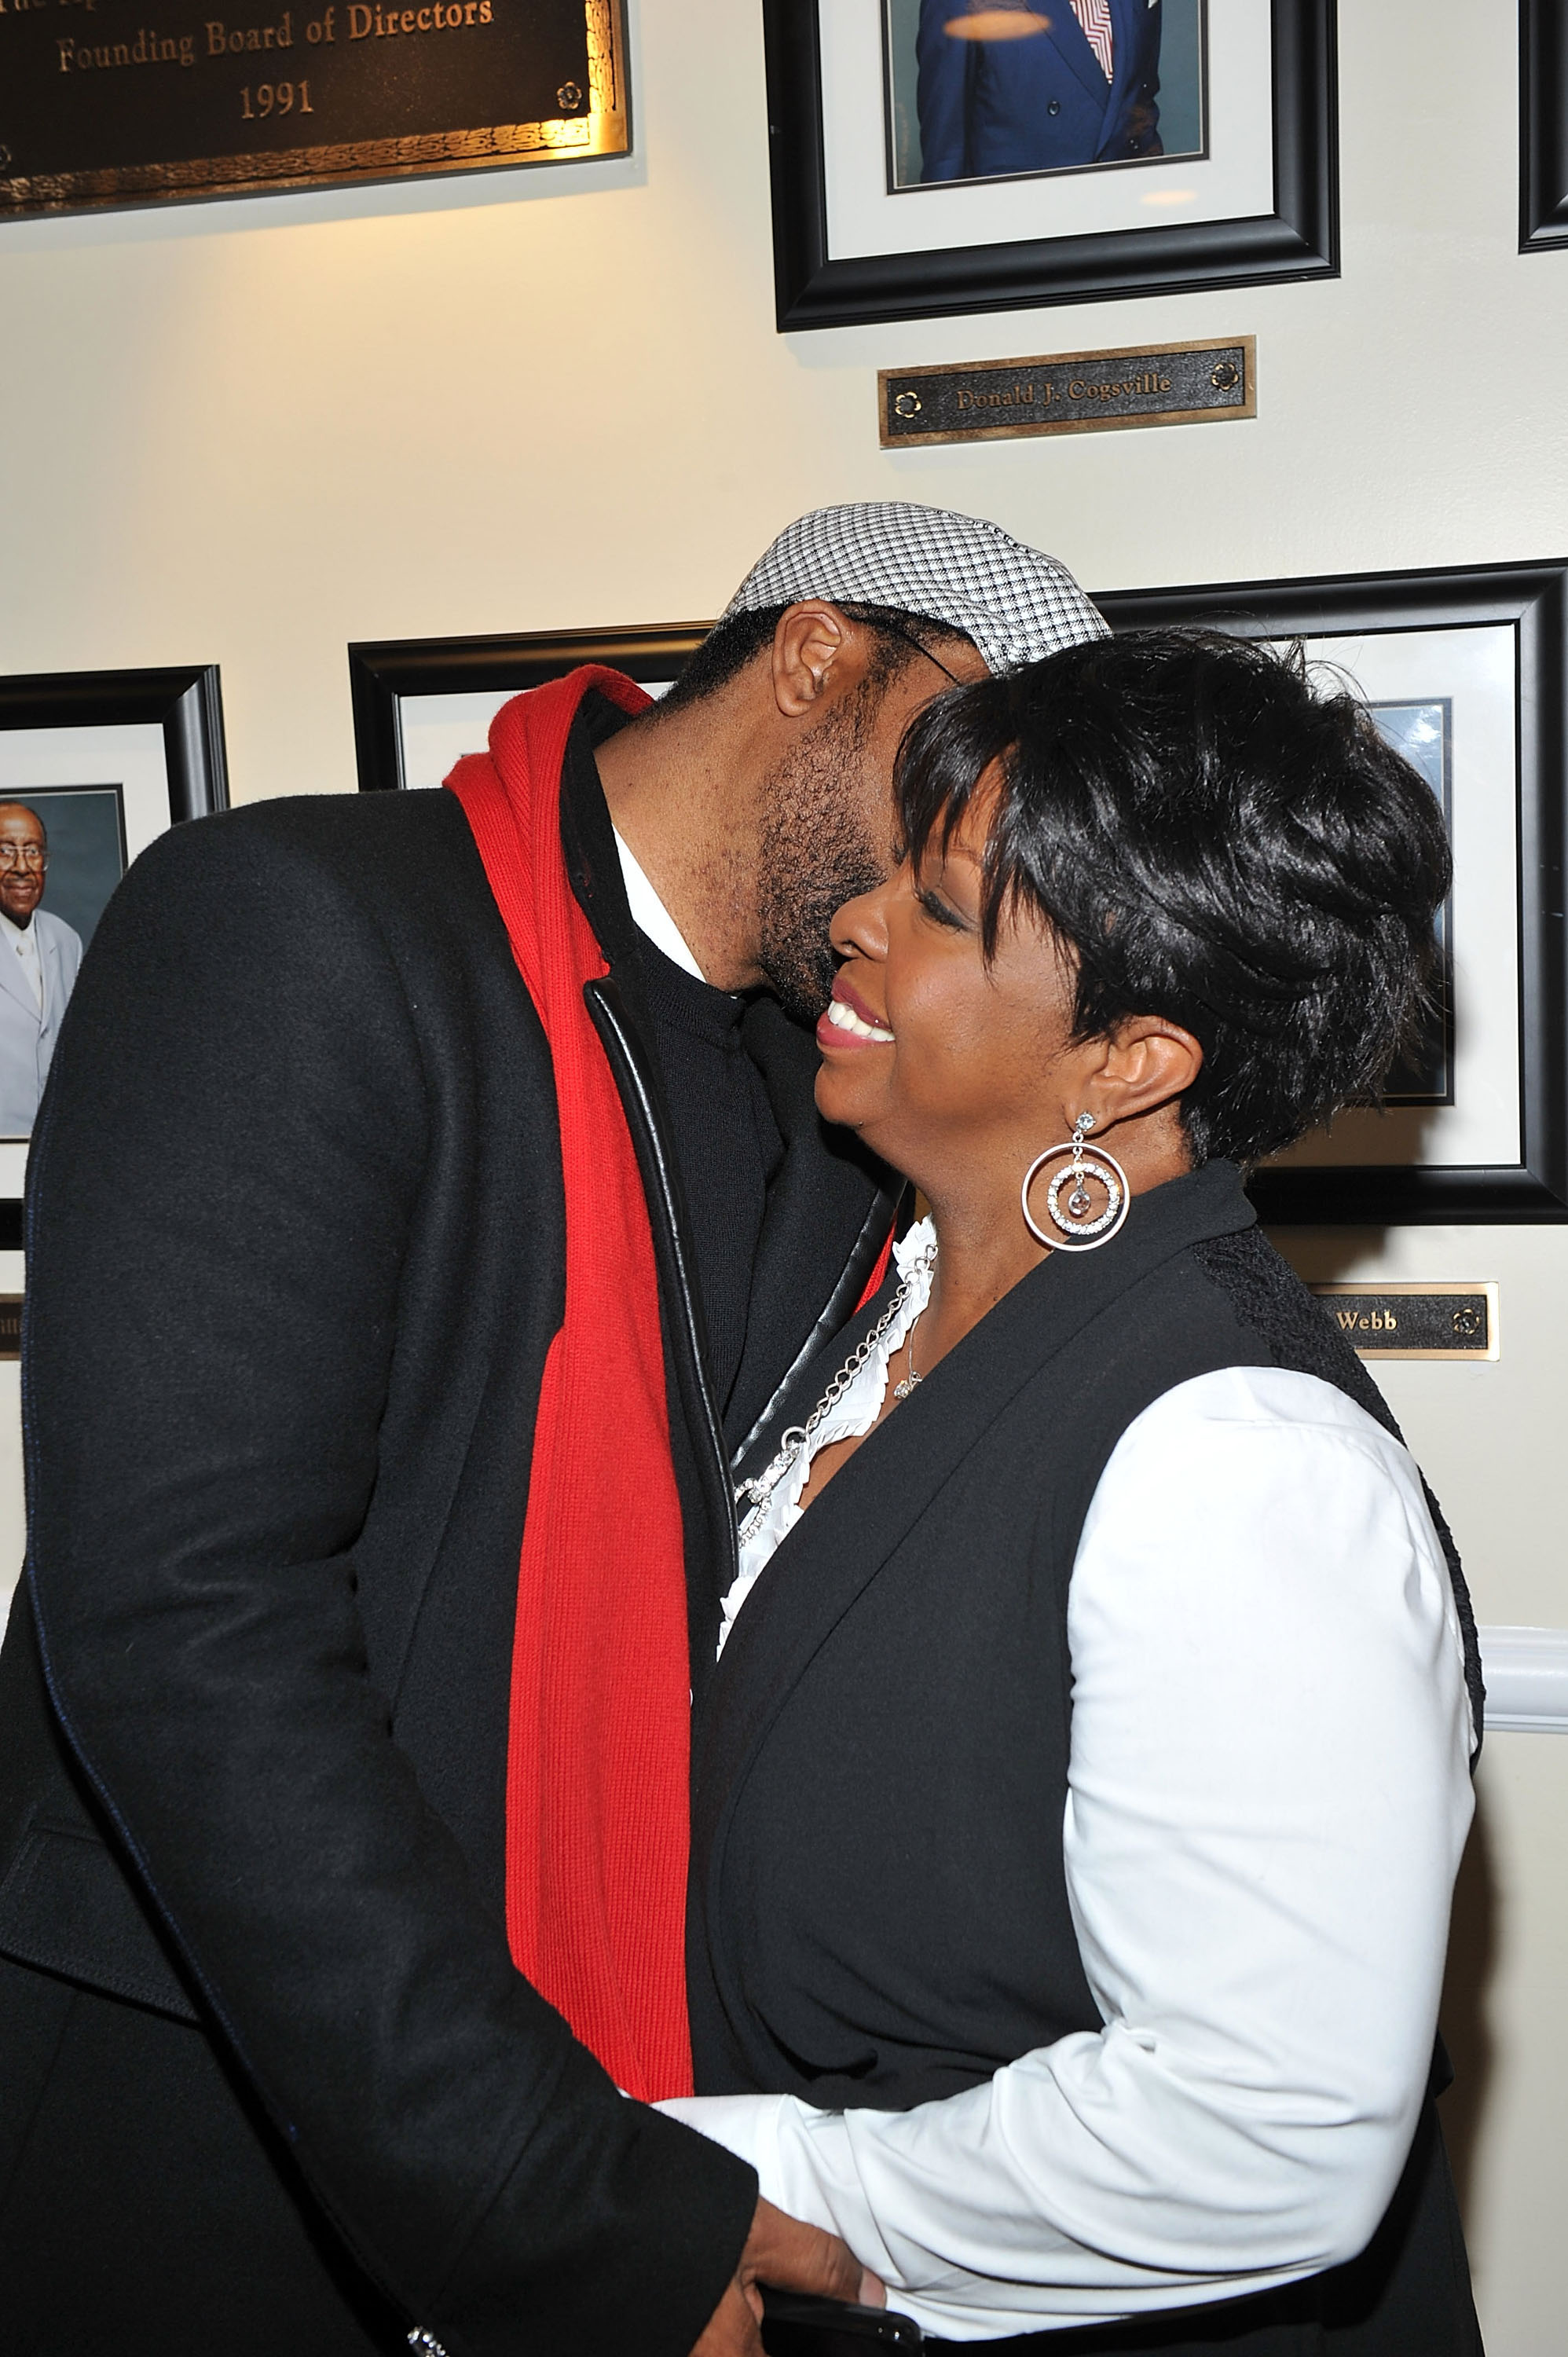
[1478,1627,1568,1734]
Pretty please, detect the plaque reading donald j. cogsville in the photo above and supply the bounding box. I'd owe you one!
[0,0,626,215]
[880,339,1255,450]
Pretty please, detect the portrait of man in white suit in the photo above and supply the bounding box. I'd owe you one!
[0,801,83,1139]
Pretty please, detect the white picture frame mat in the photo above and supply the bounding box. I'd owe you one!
[397,684,676,793]
[822,0,1272,264]
[0,723,170,861]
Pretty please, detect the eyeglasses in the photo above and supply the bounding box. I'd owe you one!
[874,620,965,686]
[0,847,47,872]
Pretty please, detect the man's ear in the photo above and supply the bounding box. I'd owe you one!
[771,602,863,719]
[1089,1016,1204,1127]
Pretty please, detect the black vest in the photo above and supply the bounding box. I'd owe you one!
[688,1162,1483,2355]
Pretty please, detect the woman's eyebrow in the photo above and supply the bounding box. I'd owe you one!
[935,842,984,880]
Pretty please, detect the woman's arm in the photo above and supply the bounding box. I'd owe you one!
[661,1366,1474,2340]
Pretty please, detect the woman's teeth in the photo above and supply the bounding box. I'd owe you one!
[826,997,895,1044]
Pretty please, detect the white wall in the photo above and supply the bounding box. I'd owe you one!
[1,3,1564,2344]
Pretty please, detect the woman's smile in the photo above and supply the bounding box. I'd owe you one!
[816,972,895,1050]
[811,799,1085,1200]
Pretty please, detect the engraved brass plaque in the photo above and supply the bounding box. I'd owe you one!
[880,338,1255,449]
[0,0,626,216]
[1310,1283,1500,1362]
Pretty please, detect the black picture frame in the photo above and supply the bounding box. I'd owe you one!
[764,0,1339,331]
[0,665,229,827]
[352,581,1567,1228]
[347,625,711,793]
[0,663,229,1246]
[1522,1,1568,248]
[1094,562,1568,1225]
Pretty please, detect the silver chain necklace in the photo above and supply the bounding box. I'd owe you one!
[892,1321,923,1401]
[734,1236,937,1545]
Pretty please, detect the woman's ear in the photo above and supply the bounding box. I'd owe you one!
[1088,1017,1204,1128]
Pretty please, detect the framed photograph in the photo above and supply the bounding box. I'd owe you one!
[346,624,709,794]
[1522,0,1568,250]
[0,665,229,1245]
[1095,563,1568,1224]
[763,0,1337,330]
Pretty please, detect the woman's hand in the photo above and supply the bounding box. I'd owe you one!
[688,2196,884,2355]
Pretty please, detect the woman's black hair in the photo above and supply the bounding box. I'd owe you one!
[895,629,1453,1168]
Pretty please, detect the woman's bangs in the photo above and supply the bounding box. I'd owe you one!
[893,680,1017,883]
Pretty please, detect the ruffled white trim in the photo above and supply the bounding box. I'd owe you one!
[717,1220,936,1659]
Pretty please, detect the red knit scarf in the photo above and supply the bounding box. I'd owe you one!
[445,667,694,2102]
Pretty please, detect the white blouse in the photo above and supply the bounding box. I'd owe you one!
[665,1347,1475,2342]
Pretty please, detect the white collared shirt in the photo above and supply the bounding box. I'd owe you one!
[613,827,705,981]
[661,1364,1475,2341]
[0,909,43,1013]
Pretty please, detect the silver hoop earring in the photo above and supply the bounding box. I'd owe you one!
[1021,1113,1131,1253]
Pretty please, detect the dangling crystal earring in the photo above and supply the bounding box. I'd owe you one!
[1020,1113,1132,1252]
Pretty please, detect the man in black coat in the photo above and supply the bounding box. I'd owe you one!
[0,504,1108,2357]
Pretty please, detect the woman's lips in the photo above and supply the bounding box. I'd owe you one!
[816,975,895,1050]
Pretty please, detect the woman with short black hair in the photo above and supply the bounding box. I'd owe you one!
[662,631,1482,2354]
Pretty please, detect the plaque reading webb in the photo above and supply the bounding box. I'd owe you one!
[0,0,628,215]
[1309,1283,1500,1362]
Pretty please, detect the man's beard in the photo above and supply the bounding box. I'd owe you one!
[754,687,888,1023]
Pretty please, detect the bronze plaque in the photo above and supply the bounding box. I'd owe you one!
[880,337,1255,449]
[0,0,626,215]
[1310,1283,1500,1362]
[0,1297,19,1361]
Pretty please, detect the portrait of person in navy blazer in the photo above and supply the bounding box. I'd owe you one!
[889,0,1203,188]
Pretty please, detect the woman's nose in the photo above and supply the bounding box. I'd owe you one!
[830,877,894,962]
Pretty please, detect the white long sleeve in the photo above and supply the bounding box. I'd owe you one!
[660,1366,1474,2341]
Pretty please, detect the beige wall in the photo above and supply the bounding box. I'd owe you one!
[1,2,1563,2345]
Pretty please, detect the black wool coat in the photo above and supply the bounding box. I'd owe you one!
[0,731,896,2355]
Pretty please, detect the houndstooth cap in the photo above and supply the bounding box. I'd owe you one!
[719,501,1107,674]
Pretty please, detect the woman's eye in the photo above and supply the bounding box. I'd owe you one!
[916,886,966,932]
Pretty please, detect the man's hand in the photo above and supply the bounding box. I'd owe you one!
[689,2196,884,2355]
